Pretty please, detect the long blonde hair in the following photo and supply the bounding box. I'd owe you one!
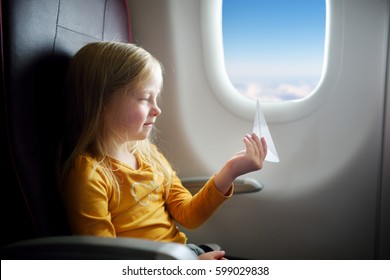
[60,41,171,194]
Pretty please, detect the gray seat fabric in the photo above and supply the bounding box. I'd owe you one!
[1,0,130,244]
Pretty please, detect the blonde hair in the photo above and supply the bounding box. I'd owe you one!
[60,41,171,195]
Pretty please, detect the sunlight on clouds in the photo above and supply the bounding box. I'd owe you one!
[237,81,315,103]
[245,83,264,99]
[277,83,313,99]
[225,61,322,102]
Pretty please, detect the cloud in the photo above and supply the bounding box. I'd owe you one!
[225,59,323,102]
[245,83,264,99]
[234,80,316,102]
[276,83,313,99]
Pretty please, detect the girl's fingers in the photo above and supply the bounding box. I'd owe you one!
[246,134,267,161]
[244,134,258,157]
[261,137,268,158]
[249,133,262,153]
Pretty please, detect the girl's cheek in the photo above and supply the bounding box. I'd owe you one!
[124,113,141,127]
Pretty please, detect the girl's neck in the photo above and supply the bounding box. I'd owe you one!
[107,143,139,170]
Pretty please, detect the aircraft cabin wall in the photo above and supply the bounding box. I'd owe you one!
[128,0,389,259]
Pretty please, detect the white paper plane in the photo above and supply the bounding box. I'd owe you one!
[252,100,280,162]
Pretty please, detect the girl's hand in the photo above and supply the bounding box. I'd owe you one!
[198,250,227,260]
[214,134,267,195]
[229,133,267,178]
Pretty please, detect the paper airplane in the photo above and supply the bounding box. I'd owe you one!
[253,100,280,162]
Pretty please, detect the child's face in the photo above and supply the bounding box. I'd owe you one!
[104,70,162,142]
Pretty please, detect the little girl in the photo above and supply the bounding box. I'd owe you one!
[60,41,267,260]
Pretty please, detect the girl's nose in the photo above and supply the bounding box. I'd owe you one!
[151,103,161,116]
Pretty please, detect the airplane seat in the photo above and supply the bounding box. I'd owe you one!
[0,0,196,260]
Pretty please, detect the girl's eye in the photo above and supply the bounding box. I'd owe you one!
[138,92,159,103]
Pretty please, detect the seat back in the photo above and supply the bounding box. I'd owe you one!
[1,0,131,247]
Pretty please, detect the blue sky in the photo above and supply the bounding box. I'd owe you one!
[222,0,326,102]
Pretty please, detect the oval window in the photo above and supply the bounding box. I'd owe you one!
[222,0,326,103]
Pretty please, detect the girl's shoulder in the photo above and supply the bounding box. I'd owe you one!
[74,154,99,168]
[72,154,108,179]
[71,154,118,188]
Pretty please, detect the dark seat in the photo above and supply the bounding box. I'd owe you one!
[1,0,196,260]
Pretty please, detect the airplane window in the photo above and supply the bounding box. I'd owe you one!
[222,0,326,103]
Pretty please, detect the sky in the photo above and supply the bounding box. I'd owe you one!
[222,0,326,102]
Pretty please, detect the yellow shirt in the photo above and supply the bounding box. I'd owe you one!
[63,152,233,244]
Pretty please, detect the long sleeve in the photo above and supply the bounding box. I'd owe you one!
[63,156,117,237]
[165,173,234,229]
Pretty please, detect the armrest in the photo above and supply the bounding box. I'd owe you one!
[1,236,198,260]
[182,177,264,195]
